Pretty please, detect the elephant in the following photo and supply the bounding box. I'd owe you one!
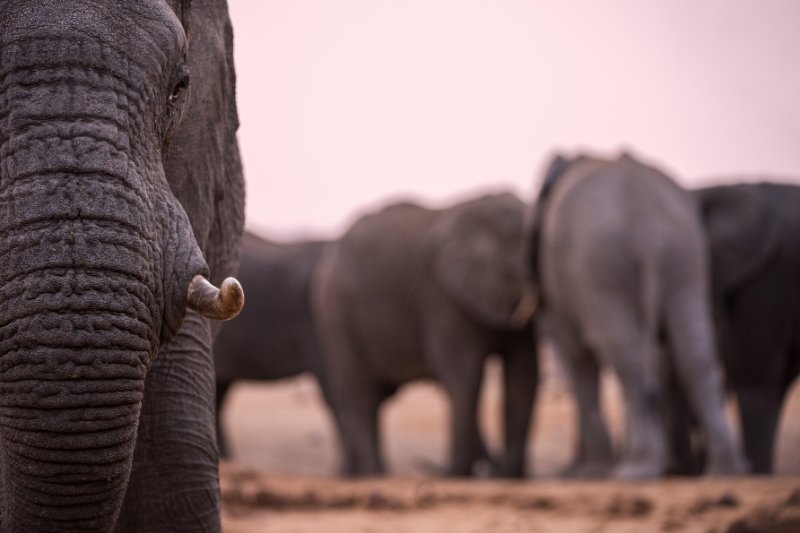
[214,231,329,458]
[668,182,800,474]
[0,1,245,531]
[528,152,746,479]
[311,193,539,478]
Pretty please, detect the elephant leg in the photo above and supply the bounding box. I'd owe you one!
[333,383,385,476]
[550,317,613,478]
[429,330,487,477]
[472,426,497,471]
[737,385,783,474]
[664,289,745,475]
[314,287,386,476]
[313,368,359,473]
[325,342,385,475]
[663,364,705,476]
[587,305,667,479]
[215,381,232,460]
[496,336,538,478]
[116,312,220,532]
[442,367,485,477]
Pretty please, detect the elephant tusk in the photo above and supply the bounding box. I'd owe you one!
[186,275,245,320]
[509,290,537,330]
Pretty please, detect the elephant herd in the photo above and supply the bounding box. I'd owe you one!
[216,152,800,483]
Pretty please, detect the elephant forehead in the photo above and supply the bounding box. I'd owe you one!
[0,1,186,80]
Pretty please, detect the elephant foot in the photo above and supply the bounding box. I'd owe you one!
[612,459,665,480]
[560,460,612,479]
[488,460,526,479]
[338,461,386,478]
[489,466,526,479]
[481,452,526,479]
[445,452,499,478]
[473,458,496,479]
[445,462,480,478]
[705,454,749,477]
[413,457,445,477]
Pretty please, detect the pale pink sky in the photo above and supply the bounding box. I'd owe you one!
[228,1,800,239]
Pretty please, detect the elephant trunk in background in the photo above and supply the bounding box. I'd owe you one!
[509,289,538,330]
[0,20,234,531]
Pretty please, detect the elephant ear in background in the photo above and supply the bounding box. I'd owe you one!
[539,155,571,199]
[526,154,573,300]
[698,185,781,292]
[434,197,526,329]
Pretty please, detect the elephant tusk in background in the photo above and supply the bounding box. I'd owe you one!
[509,290,537,330]
[187,275,245,320]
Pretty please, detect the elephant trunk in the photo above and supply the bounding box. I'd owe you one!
[0,50,181,529]
[0,232,153,530]
[509,289,538,330]
[0,356,144,530]
[0,165,157,529]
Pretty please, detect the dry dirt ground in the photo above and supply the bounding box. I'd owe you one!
[219,353,800,532]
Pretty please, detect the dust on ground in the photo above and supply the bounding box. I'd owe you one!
[219,353,800,532]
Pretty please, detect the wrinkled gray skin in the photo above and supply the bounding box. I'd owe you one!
[669,182,800,475]
[214,231,328,458]
[312,193,538,478]
[530,153,745,479]
[0,1,245,531]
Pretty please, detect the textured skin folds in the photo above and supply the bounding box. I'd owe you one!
[0,1,238,530]
[0,45,158,531]
[116,311,220,531]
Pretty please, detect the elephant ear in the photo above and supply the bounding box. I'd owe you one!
[434,199,527,329]
[698,185,780,293]
[527,154,573,297]
[538,154,571,202]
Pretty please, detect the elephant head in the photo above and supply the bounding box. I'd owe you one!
[433,193,534,330]
[697,184,781,293]
[0,1,242,529]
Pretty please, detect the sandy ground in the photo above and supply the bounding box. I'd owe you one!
[219,352,800,532]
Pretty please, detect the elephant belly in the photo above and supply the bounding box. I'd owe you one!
[349,306,431,385]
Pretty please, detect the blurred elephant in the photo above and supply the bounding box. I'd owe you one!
[312,193,538,477]
[529,152,745,479]
[670,182,800,474]
[214,231,329,458]
[0,1,245,530]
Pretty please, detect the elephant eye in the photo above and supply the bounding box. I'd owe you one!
[169,64,190,103]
